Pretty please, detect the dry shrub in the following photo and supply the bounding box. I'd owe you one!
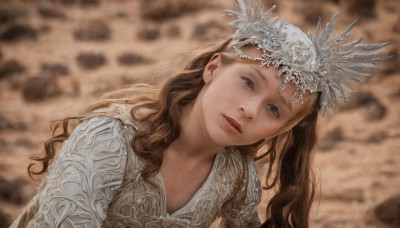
[0,176,27,205]
[76,52,107,70]
[382,48,399,75]
[51,0,101,7]
[340,0,376,19]
[22,75,62,101]
[0,24,38,42]
[0,210,10,228]
[117,52,149,66]
[340,91,387,121]
[192,20,227,41]
[0,113,27,131]
[79,0,100,7]
[0,60,25,79]
[366,131,388,143]
[323,188,365,203]
[0,5,28,25]
[140,0,209,21]
[319,127,344,151]
[73,19,111,41]
[374,194,400,227]
[137,23,160,41]
[340,91,378,110]
[41,62,70,77]
[165,23,181,38]
[293,0,321,24]
[57,0,77,5]
[364,101,387,121]
[37,5,67,20]
[389,86,400,100]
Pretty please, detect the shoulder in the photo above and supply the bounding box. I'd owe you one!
[77,114,146,180]
[83,103,138,130]
[71,115,135,145]
[56,115,136,168]
[11,116,135,227]
[45,115,136,193]
[79,114,132,132]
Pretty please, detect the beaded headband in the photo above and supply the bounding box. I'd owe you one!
[224,0,394,114]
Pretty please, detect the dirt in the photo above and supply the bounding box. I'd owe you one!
[0,0,399,227]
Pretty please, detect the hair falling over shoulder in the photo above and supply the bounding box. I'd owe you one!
[257,99,320,228]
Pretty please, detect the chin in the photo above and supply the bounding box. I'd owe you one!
[206,127,234,147]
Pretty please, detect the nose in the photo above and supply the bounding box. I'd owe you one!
[240,101,259,120]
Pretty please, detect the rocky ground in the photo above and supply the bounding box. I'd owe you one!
[0,0,399,227]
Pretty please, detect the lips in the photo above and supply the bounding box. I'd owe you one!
[223,115,242,134]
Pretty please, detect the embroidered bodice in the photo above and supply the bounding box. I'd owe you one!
[11,104,261,228]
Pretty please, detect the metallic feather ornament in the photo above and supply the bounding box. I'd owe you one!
[224,0,394,114]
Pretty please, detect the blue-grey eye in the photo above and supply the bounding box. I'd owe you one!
[241,77,254,91]
[268,105,280,118]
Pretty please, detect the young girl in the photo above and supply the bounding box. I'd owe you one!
[11,0,392,227]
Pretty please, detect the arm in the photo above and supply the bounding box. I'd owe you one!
[220,156,262,228]
[11,116,133,228]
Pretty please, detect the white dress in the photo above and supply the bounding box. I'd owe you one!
[11,104,262,228]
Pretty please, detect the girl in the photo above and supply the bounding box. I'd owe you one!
[11,0,392,227]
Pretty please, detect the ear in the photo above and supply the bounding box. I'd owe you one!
[203,53,222,84]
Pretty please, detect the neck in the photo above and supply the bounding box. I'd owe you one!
[165,95,223,165]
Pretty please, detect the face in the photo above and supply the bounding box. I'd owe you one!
[198,47,318,147]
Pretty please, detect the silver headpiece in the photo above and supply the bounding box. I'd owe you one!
[224,0,393,114]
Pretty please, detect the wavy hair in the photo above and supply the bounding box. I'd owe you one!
[28,37,319,228]
[258,99,320,228]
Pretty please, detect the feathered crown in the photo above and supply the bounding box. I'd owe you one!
[224,0,394,114]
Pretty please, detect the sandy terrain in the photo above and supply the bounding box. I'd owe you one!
[0,0,399,227]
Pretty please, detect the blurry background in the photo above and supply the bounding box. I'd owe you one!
[0,0,399,227]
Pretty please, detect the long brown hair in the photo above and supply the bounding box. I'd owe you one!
[28,37,319,227]
[258,100,320,228]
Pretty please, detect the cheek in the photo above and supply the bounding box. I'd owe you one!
[209,78,243,103]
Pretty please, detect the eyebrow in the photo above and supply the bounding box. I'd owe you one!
[248,66,293,112]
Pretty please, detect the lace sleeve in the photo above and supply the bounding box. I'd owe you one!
[220,156,262,228]
[11,116,133,228]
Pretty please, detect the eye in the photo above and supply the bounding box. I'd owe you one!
[267,104,280,118]
[241,76,254,91]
